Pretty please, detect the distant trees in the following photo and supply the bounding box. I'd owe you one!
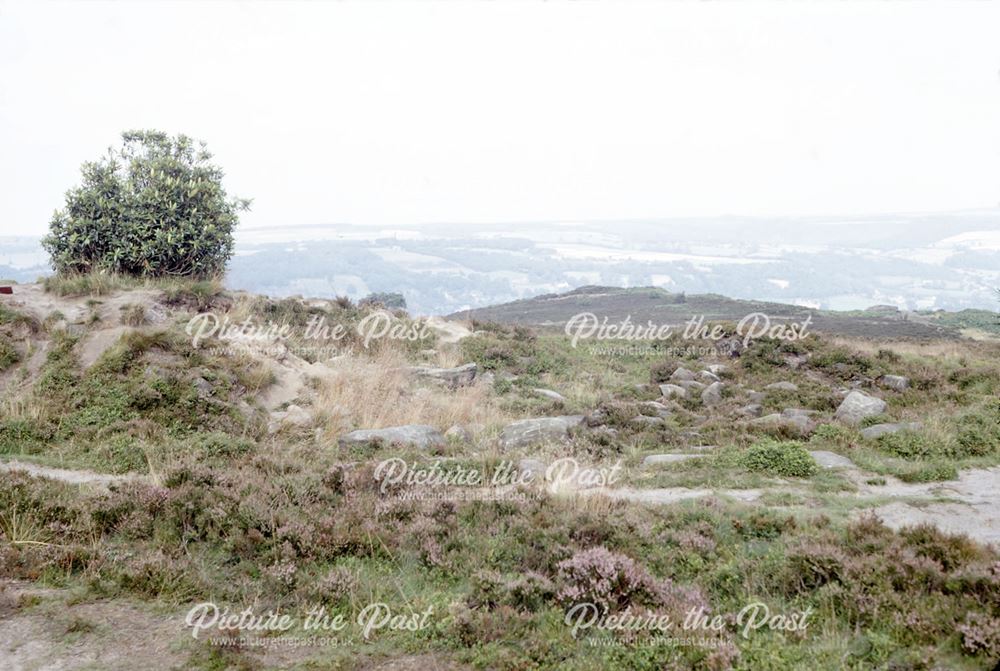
[360,292,407,310]
[43,130,250,278]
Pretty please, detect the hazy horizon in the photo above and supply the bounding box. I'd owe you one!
[3,1,1000,235]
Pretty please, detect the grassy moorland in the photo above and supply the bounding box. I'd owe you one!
[1,277,999,670]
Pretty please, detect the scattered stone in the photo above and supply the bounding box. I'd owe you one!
[752,412,814,436]
[677,380,707,393]
[408,363,477,388]
[747,390,765,404]
[670,367,697,382]
[192,376,214,398]
[809,450,857,469]
[639,401,672,418]
[659,384,687,400]
[861,422,923,440]
[533,388,566,403]
[782,354,809,369]
[765,381,799,392]
[642,454,705,466]
[738,403,763,418]
[835,391,887,425]
[701,382,724,407]
[478,371,495,386]
[339,424,446,450]
[880,375,910,392]
[499,416,584,450]
[706,364,729,376]
[699,370,720,383]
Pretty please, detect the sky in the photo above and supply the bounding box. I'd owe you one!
[1,1,999,237]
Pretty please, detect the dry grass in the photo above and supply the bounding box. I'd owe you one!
[315,346,512,440]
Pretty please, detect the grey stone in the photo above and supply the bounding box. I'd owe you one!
[339,424,446,450]
[499,416,585,450]
[670,367,697,382]
[861,422,923,440]
[408,363,477,388]
[642,454,705,466]
[677,380,707,393]
[706,364,729,376]
[699,370,721,383]
[639,401,672,418]
[659,384,687,400]
[835,391,887,426]
[739,403,764,418]
[701,381,724,407]
[880,375,910,392]
[765,381,799,392]
[809,450,856,469]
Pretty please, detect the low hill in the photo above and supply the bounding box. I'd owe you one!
[450,285,976,340]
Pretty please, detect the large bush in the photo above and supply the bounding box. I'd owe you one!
[43,130,250,278]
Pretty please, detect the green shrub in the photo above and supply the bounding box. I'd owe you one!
[42,130,250,278]
[897,462,958,483]
[740,439,818,477]
[954,403,1000,457]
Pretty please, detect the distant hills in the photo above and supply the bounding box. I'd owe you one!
[449,285,997,340]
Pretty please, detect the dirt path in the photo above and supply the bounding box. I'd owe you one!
[587,452,1000,547]
[0,460,145,487]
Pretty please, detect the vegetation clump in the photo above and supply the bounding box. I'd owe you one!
[740,439,819,477]
[42,130,249,278]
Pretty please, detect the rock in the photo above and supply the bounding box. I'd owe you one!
[835,391,887,426]
[699,370,720,383]
[752,412,814,436]
[498,416,585,450]
[408,363,477,388]
[701,382,724,407]
[765,381,799,392]
[631,415,666,427]
[670,367,697,382]
[192,376,214,397]
[534,388,566,403]
[642,454,705,466]
[444,425,471,442]
[677,380,707,393]
[809,450,856,469]
[782,354,809,369]
[659,384,687,400]
[738,403,764,418]
[339,424,446,450]
[880,375,910,392]
[478,371,496,386]
[639,401,672,418]
[715,335,745,358]
[861,422,923,440]
[747,390,766,404]
[706,364,729,376]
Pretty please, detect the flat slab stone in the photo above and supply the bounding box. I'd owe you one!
[339,424,446,450]
[642,454,706,466]
[808,450,857,470]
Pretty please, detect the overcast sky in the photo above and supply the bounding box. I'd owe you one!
[1,1,999,237]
